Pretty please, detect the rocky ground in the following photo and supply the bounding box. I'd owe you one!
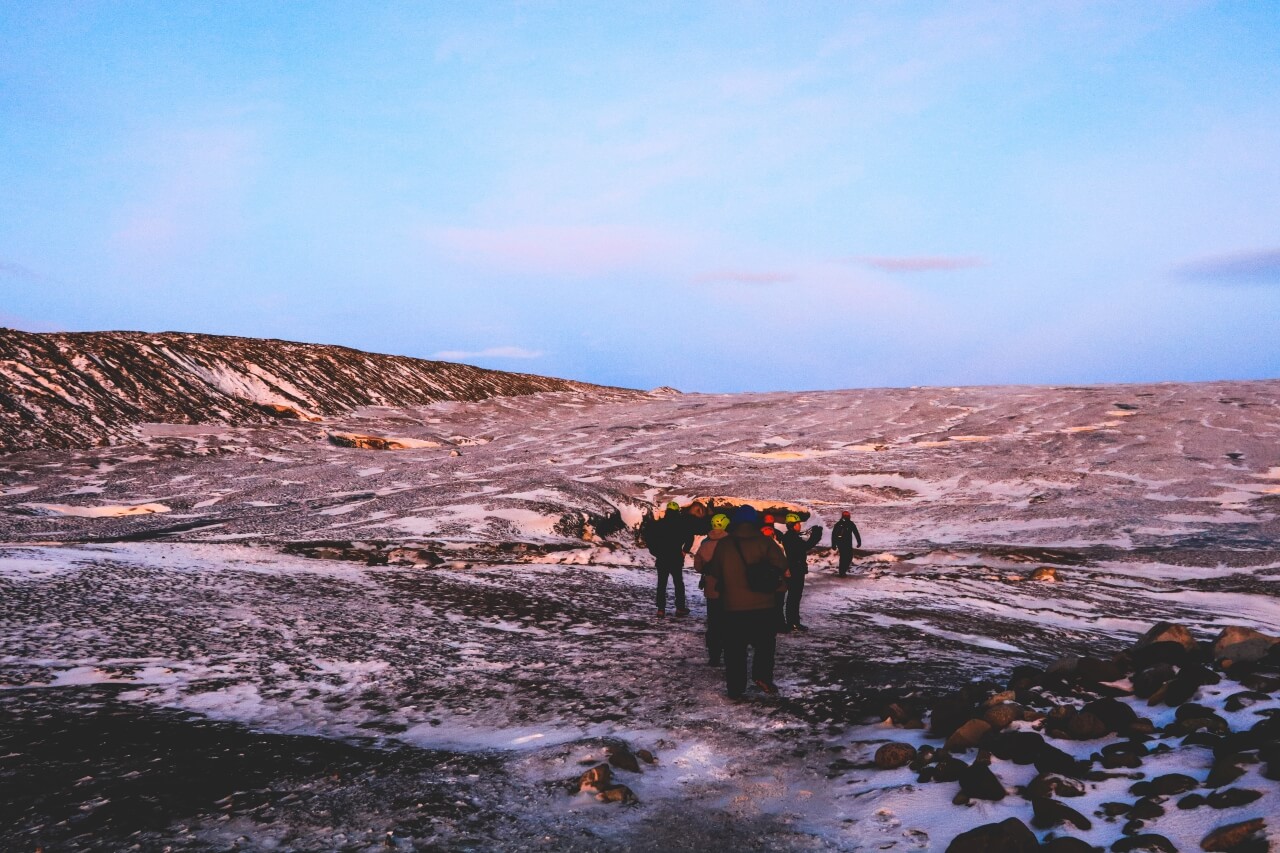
[1,380,1278,851]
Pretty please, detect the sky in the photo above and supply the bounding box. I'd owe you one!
[1,1,1279,392]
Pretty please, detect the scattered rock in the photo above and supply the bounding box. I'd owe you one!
[1128,797,1165,819]
[1032,797,1093,830]
[1206,760,1246,788]
[1077,657,1125,685]
[1134,622,1198,653]
[984,703,1024,730]
[1030,566,1058,582]
[1083,698,1139,733]
[605,744,641,773]
[946,719,992,752]
[874,742,917,770]
[1035,742,1088,778]
[636,749,656,765]
[1206,788,1263,809]
[1026,773,1086,799]
[946,817,1039,853]
[1131,773,1197,796]
[1066,711,1109,741]
[1043,839,1099,853]
[1111,834,1177,852]
[594,784,637,804]
[1213,626,1280,664]
[1201,818,1267,851]
[1133,664,1177,698]
[990,731,1045,765]
[1178,793,1207,810]
[958,762,1006,801]
[577,763,612,793]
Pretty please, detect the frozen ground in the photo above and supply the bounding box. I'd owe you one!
[2,380,1279,851]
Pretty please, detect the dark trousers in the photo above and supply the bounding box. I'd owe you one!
[705,596,724,662]
[785,573,806,627]
[773,590,787,629]
[837,546,854,575]
[655,555,685,611]
[723,609,777,696]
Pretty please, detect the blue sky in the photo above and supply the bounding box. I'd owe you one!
[2,1,1278,392]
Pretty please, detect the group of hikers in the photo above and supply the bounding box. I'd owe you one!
[641,500,862,700]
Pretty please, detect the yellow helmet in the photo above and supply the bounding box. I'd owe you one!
[666,501,681,511]
[784,513,801,524]
[711,513,730,530]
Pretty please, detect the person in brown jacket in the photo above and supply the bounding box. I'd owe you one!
[703,505,789,698]
[693,512,732,666]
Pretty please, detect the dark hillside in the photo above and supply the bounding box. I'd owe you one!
[0,329,631,453]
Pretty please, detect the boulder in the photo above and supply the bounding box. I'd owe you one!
[1134,622,1198,652]
[1031,796,1092,830]
[931,695,978,737]
[1035,742,1088,778]
[1178,793,1207,810]
[1206,788,1262,809]
[605,744,641,773]
[577,763,613,793]
[594,783,638,804]
[1083,698,1139,733]
[1066,711,1109,741]
[1008,665,1043,691]
[958,762,1006,801]
[946,817,1039,853]
[1133,641,1189,669]
[1201,818,1266,851]
[1111,835,1177,852]
[1077,657,1125,685]
[1129,797,1165,819]
[1213,626,1280,665]
[990,730,1045,765]
[1043,839,1098,853]
[874,742,918,770]
[1030,566,1058,582]
[932,754,970,783]
[1131,773,1197,796]
[984,703,1024,730]
[1132,664,1176,698]
[1026,772,1086,799]
[946,719,993,752]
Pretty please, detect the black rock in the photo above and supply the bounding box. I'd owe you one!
[1178,793,1206,809]
[1036,742,1088,778]
[959,762,1006,801]
[1206,787,1263,809]
[933,754,970,784]
[1032,796,1093,830]
[991,730,1046,765]
[1008,665,1043,692]
[1130,773,1197,796]
[1077,657,1126,685]
[946,817,1040,853]
[1042,838,1100,853]
[1132,642,1188,670]
[1132,664,1176,698]
[1206,760,1247,788]
[1110,834,1177,852]
[1128,797,1165,819]
[1084,698,1139,733]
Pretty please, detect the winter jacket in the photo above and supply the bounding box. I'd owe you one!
[645,512,694,559]
[781,525,822,576]
[832,517,862,549]
[704,523,789,612]
[693,529,728,573]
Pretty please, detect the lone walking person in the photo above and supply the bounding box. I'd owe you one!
[646,500,693,618]
[832,510,863,577]
[704,505,789,698]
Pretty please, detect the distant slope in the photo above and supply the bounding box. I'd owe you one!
[0,329,630,453]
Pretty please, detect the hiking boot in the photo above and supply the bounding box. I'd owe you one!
[655,609,666,618]
[674,607,690,617]
[792,623,810,632]
[753,679,779,696]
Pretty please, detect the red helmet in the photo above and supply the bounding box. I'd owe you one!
[842,511,851,518]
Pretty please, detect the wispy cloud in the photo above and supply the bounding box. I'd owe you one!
[694,270,796,285]
[853,255,987,272]
[424,224,688,278]
[0,260,52,282]
[432,346,543,360]
[1174,249,1280,285]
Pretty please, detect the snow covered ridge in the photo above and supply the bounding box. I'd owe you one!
[0,328,635,453]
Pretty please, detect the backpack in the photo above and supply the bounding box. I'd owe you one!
[730,536,783,594]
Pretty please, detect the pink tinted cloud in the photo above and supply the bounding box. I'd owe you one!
[694,270,796,285]
[426,224,687,277]
[854,255,987,272]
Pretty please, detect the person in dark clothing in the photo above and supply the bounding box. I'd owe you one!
[703,505,790,698]
[761,514,788,632]
[781,513,822,631]
[646,500,694,617]
[831,511,863,576]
